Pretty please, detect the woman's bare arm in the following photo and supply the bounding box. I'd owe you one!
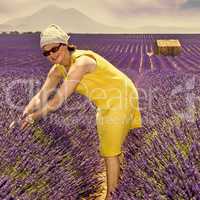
[23,65,62,116]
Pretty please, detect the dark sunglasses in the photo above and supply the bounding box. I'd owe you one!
[42,43,64,57]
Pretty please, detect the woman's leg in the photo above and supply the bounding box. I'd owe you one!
[103,154,121,200]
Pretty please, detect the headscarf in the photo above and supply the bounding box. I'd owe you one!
[40,24,70,48]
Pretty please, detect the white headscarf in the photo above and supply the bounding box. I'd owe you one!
[40,24,70,48]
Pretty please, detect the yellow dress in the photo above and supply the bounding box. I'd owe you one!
[54,49,142,157]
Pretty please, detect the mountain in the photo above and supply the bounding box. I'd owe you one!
[0,5,130,33]
[0,5,199,33]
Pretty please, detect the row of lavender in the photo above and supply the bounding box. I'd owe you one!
[0,75,106,199]
[0,33,200,199]
[0,33,200,77]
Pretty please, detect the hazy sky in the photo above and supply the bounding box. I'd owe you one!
[0,0,199,28]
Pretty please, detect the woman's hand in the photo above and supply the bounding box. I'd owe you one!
[9,112,28,130]
[20,113,40,130]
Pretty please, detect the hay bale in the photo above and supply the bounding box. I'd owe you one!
[155,39,181,56]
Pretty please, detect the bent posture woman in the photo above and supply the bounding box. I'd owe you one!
[20,24,142,200]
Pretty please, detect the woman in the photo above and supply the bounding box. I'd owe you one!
[20,24,142,200]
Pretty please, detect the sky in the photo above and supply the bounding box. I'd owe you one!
[0,0,200,28]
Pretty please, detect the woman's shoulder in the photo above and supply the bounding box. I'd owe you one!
[70,49,97,73]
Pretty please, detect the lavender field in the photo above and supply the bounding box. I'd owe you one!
[0,33,200,200]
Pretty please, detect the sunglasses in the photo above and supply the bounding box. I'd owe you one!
[42,43,64,57]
